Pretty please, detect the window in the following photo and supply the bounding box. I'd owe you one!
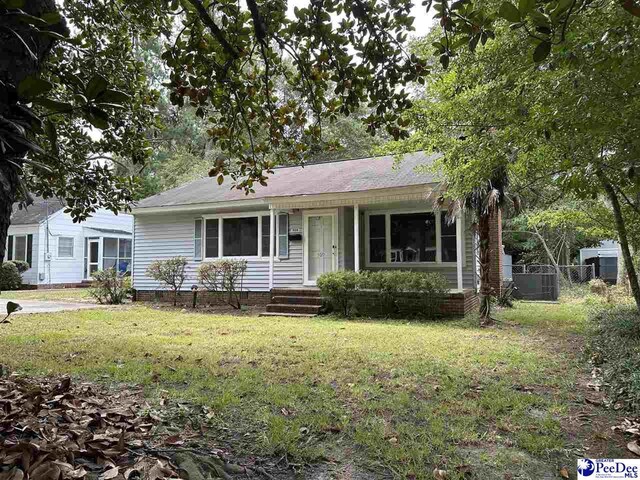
[58,237,74,258]
[366,211,458,265]
[194,219,203,260]
[223,217,258,256]
[441,215,457,262]
[278,213,289,258]
[101,237,132,273]
[205,219,219,258]
[368,214,386,263]
[14,235,27,262]
[261,215,271,257]
[390,212,436,263]
[203,213,290,259]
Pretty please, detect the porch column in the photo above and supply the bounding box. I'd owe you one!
[269,208,275,289]
[354,204,360,272]
[456,213,464,291]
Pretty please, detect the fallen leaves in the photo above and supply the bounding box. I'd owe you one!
[628,440,640,457]
[0,373,183,480]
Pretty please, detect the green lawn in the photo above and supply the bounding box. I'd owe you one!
[0,287,93,302]
[0,300,622,478]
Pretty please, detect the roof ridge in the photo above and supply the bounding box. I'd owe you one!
[271,150,423,170]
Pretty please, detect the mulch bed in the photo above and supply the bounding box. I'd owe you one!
[0,373,275,480]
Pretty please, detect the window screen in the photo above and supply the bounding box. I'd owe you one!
[223,217,258,256]
[440,214,457,262]
[205,219,219,258]
[58,237,74,258]
[368,215,386,263]
[390,212,436,262]
[194,219,203,260]
[261,215,270,257]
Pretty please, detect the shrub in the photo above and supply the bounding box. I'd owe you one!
[11,260,30,274]
[586,306,640,412]
[89,268,131,304]
[496,282,517,308]
[316,270,360,316]
[146,257,188,306]
[589,278,609,296]
[318,270,449,319]
[197,259,248,309]
[0,262,22,290]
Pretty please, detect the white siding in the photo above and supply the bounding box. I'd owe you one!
[35,209,132,285]
[5,224,39,285]
[133,211,303,292]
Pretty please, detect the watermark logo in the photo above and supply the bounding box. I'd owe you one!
[578,459,596,477]
[577,459,640,480]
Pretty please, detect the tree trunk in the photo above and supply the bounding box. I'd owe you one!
[0,0,62,264]
[598,172,640,312]
[477,208,493,321]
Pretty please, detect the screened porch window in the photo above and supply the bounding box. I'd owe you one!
[367,211,457,265]
[102,237,132,273]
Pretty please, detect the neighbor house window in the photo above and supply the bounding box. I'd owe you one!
[102,237,132,273]
[366,211,457,265]
[58,237,74,258]
[7,234,32,266]
[440,215,457,262]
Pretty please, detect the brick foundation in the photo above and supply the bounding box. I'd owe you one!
[438,289,479,316]
[133,289,271,307]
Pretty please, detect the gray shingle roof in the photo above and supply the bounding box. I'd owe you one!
[135,151,441,210]
[11,196,65,225]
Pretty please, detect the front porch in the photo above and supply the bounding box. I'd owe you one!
[265,191,478,292]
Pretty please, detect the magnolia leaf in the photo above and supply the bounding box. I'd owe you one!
[498,2,521,22]
[6,301,22,315]
[533,41,551,62]
[518,0,536,14]
[4,0,25,7]
[17,76,53,99]
[629,440,640,456]
[41,11,62,24]
[85,107,110,129]
[34,97,74,113]
[96,89,131,104]
[85,74,109,100]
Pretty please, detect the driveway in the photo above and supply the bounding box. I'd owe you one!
[0,298,107,315]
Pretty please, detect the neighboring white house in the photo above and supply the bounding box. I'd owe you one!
[131,152,504,314]
[6,196,133,287]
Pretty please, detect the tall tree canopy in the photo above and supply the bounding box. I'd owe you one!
[389,0,640,309]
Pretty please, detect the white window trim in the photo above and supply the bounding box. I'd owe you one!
[57,236,75,259]
[364,209,465,268]
[10,234,29,262]
[202,212,282,262]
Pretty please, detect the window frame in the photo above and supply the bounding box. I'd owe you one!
[364,209,464,268]
[57,236,75,259]
[10,234,28,263]
[201,212,290,261]
[100,237,132,273]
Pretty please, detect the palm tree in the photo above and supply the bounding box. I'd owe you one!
[437,167,512,324]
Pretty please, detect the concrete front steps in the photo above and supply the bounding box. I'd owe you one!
[259,288,322,317]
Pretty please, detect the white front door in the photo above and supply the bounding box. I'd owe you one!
[304,212,337,284]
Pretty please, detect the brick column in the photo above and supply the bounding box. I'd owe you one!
[488,207,503,294]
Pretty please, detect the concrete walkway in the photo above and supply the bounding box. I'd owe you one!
[0,299,107,315]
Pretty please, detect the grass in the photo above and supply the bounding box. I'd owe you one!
[0,287,93,302]
[0,299,620,478]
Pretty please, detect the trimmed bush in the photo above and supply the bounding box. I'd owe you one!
[316,270,360,316]
[0,262,22,290]
[11,260,30,274]
[317,270,449,319]
[197,259,248,309]
[146,257,188,306]
[586,306,640,412]
[89,268,131,304]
